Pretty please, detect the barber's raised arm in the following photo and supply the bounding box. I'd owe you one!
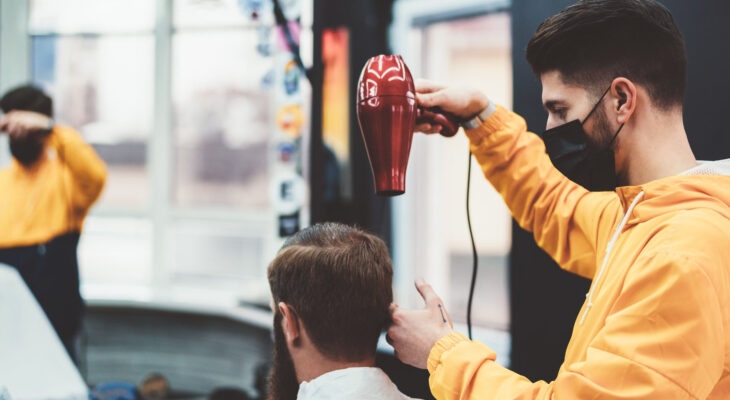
[48,124,107,214]
[0,110,106,214]
[416,81,620,279]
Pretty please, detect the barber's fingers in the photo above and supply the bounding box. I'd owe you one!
[415,79,446,94]
[415,278,442,308]
[415,122,443,135]
[416,91,448,109]
[0,113,18,134]
[4,119,22,138]
[1,111,17,131]
[415,279,454,327]
[2,113,24,137]
[414,122,432,133]
[7,122,29,139]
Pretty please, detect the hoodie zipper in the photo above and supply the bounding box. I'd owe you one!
[579,191,645,325]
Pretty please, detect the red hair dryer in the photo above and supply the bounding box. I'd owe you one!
[356,55,460,196]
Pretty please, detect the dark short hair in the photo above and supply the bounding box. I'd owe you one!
[0,85,53,117]
[267,222,393,362]
[526,0,686,109]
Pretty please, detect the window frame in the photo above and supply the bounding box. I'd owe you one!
[3,0,290,293]
[389,0,513,363]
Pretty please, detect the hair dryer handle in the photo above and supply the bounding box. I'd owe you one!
[416,107,461,137]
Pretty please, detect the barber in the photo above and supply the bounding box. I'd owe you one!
[0,85,106,360]
[387,0,730,398]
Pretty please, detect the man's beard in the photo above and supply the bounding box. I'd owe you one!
[267,312,299,400]
[9,134,45,167]
[587,104,627,187]
[585,104,615,151]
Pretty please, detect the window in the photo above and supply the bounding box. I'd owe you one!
[31,35,154,208]
[29,0,155,34]
[398,12,513,331]
[26,0,312,300]
[29,0,156,287]
[171,30,273,209]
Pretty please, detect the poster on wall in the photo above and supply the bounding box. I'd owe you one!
[271,4,308,237]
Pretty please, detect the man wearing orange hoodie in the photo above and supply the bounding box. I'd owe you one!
[0,86,106,360]
[387,0,730,398]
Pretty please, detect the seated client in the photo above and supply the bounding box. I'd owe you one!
[266,222,417,400]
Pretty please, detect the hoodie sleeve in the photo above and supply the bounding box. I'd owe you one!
[465,105,621,279]
[48,125,107,217]
[427,252,725,399]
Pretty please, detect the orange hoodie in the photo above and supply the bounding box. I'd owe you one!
[0,125,107,248]
[427,106,730,399]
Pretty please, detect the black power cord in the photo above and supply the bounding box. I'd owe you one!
[465,149,478,340]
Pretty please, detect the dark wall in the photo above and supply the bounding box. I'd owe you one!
[310,1,434,398]
[670,0,730,160]
[510,0,730,383]
[310,0,395,243]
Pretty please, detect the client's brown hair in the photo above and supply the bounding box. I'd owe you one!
[267,222,393,361]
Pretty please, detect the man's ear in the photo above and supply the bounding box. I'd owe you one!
[610,77,637,125]
[278,302,301,346]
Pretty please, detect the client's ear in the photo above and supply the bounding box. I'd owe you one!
[278,302,301,346]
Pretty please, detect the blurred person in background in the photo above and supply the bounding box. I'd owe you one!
[266,222,417,400]
[0,85,106,360]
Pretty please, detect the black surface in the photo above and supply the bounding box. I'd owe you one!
[82,306,272,396]
[376,352,435,400]
[83,305,434,399]
[309,0,394,246]
[0,232,83,360]
[509,0,730,383]
[311,2,427,393]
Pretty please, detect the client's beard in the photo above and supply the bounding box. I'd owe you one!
[267,312,299,400]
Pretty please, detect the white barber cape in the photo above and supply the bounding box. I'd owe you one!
[297,367,420,400]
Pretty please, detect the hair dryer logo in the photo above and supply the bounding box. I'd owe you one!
[359,55,412,106]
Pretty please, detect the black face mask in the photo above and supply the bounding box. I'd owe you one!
[542,87,624,191]
[9,133,46,167]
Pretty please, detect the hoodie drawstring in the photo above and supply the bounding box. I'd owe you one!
[579,190,645,325]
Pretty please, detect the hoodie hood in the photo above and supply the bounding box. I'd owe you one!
[681,159,730,176]
[617,159,730,227]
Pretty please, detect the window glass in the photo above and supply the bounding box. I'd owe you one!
[26,0,313,294]
[412,12,513,329]
[32,35,154,208]
[164,219,270,298]
[172,31,273,209]
[30,0,155,34]
[173,0,275,27]
[78,217,153,285]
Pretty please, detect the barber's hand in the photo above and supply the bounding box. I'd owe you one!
[415,79,489,134]
[0,111,52,140]
[387,279,454,369]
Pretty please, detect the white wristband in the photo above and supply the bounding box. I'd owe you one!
[461,102,497,131]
